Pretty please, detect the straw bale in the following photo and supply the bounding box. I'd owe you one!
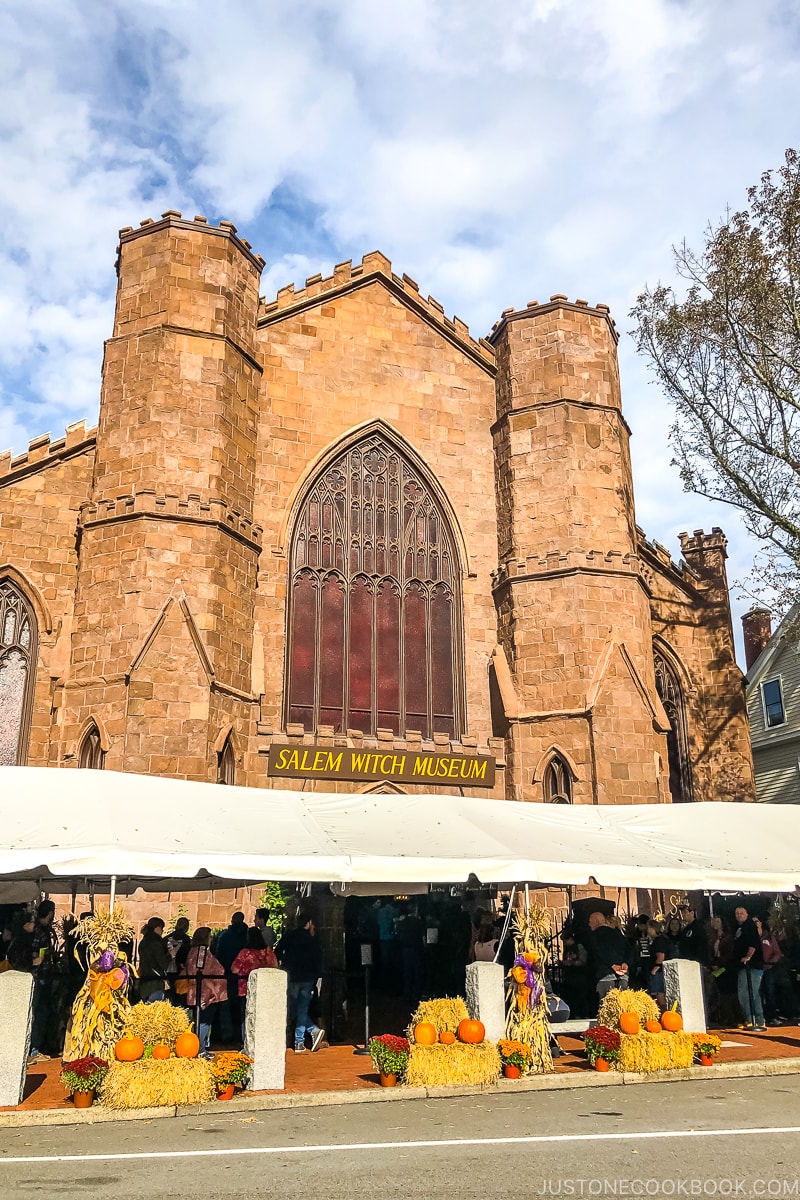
[99,1057,215,1109]
[404,1040,501,1088]
[125,1002,191,1048]
[597,988,660,1030]
[408,997,469,1036]
[617,1030,694,1073]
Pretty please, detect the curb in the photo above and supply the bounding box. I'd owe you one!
[3,1057,800,1128]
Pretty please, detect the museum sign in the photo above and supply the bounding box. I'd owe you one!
[267,743,496,788]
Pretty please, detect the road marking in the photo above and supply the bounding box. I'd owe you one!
[2,1124,800,1166]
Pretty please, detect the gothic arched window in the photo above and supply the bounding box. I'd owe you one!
[654,647,693,803]
[78,722,105,769]
[217,736,235,785]
[543,754,572,803]
[0,580,37,765]
[286,432,463,739]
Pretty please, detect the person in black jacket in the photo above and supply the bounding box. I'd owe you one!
[734,904,765,1031]
[276,911,325,1053]
[588,911,629,1004]
[677,905,709,965]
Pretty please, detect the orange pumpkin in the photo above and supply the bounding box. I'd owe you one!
[619,1011,640,1035]
[413,1021,438,1046]
[661,1009,683,1032]
[175,1031,201,1059]
[645,1019,663,1034]
[439,1030,456,1045]
[107,967,126,991]
[457,1018,485,1044]
[151,1043,170,1060]
[115,1035,144,1062]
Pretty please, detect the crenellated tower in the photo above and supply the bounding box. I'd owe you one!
[60,212,265,778]
[490,296,672,803]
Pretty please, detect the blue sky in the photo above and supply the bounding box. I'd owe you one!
[2,0,799,659]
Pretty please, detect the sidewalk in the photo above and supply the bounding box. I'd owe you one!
[4,1024,799,1125]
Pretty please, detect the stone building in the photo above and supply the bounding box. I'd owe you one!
[0,212,754,820]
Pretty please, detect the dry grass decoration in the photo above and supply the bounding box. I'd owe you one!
[63,906,135,1062]
[595,988,694,1073]
[405,997,501,1088]
[99,1002,214,1109]
[504,905,553,1074]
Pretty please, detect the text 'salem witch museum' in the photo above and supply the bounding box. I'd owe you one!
[0,213,754,838]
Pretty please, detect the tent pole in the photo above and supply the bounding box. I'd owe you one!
[110,875,117,911]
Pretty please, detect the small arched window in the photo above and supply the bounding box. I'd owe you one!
[78,723,104,769]
[654,647,693,803]
[543,755,572,803]
[285,431,464,738]
[0,579,37,765]
[217,736,235,785]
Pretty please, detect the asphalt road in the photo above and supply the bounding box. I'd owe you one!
[2,1075,800,1199]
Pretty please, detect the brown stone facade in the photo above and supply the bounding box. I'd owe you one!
[0,212,754,813]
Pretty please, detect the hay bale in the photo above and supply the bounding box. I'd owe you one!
[617,1030,694,1073]
[597,988,660,1030]
[408,997,469,1036]
[99,1057,216,1109]
[404,1040,501,1088]
[125,1002,191,1048]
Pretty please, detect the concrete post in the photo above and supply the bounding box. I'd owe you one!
[663,958,707,1034]
[0,971,33,1106]
[465,961,506,1042]
[243,968,288,1092]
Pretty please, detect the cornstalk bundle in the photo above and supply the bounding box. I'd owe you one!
[62,905,135,1062]
[504,905,553,1074]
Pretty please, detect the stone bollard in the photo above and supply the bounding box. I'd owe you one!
[664,958,707,1033]
[0,971,33,1106]
[243,968,288,1092]
[465,961,506,1043]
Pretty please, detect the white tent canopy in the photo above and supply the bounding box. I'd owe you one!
[1,766,799,895]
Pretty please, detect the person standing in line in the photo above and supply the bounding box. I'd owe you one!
[254,907,277,951]
[587,911,629,1003]
[734,903,765,1032]
[138,917,169,1003]
[214,911,249,1045]
[180,927,227,1054]
[232,927,277,1044]
[165,916,191,1004]
[276,911,325,1054]
[754,916,787,1026]
[645,920,671,1011]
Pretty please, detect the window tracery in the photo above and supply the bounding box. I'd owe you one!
[654,648,693,803]
[78,723,105,770]
[217,735,235,785]
[286,433,463,738]
[543,754,572,803]
[0,580,37,765]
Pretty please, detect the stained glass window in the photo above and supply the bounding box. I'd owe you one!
[286,433,463,738]
[0,581,37,765]
[654,648,694,803]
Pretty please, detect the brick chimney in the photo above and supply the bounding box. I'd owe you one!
[742,608,772,671]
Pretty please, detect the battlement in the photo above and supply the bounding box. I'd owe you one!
[0,420,97,484]
[678,527,728,557]
[488,294,619,345]
[491,547,640,588]
[257,250,496,368]
[78,490,263,549]
[117,211,266,273]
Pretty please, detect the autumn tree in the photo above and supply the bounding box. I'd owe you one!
[632,149,800,613]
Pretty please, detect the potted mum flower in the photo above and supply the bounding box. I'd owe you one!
[583,1025,621,1071]
[369,1034,410,1086]
[498,1039,532,1079]
[60,1056,109,1108]
[211,1051,253,1100]
[691,1033,722,1066]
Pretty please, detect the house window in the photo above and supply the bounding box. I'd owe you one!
[762,679,786,728]
[78,723,104,769]
[217,736,235,785]
[654,647,693,803]
[285,432,463,738]
[0,580,37,766]
[543,755,572,803]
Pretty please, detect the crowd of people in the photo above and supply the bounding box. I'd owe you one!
[558,901,800,1031]
[0,903,326,1061]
